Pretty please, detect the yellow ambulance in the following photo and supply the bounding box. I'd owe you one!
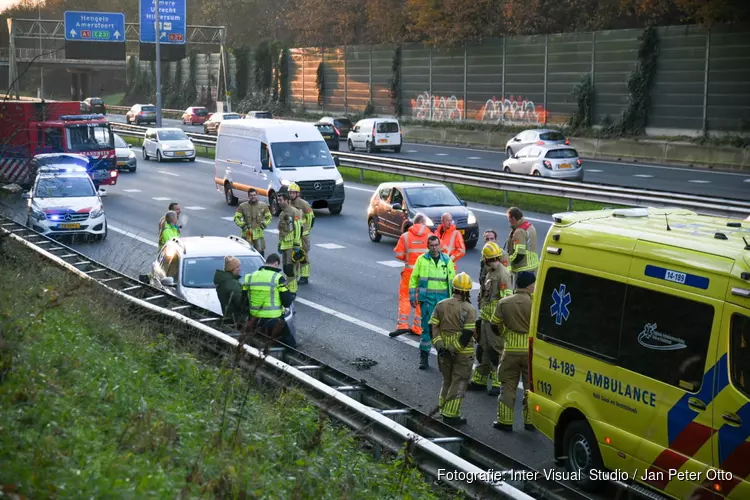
[528,208,750,500]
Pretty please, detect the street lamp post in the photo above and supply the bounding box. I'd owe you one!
[154,0,162,127]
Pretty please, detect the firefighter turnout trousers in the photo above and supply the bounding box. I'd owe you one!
[398,268,422,334]
[437,342,474,419]
[299,233,311,279]
[496,333,531,427]
[471,321,504,388]
[281,249,300,294]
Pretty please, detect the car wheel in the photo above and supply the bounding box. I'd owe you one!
[96,221,108,242]
[156,150,163,163]
[532,170,541,177]
[224,182,238,206]
[142,147,149,160]
[329,204,342,215]
[506,147,513,157]
[394,146,401,153]
[562,420,604,492]
[269,191,281,216]
[189,157,196,162]
[503,166,511,173]
[130,165,137,172]
[465,239,477,250]
[348,139,355,152]
[368,218,381,242]
[366,141,373,153]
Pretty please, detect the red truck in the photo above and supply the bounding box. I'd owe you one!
[0,100,118,187]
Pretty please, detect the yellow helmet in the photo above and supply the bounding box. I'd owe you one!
[288,182,301,193]
[452,272,473,292]
[482,241,502,260]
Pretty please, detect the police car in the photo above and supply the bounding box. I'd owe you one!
[23,164,108,241]
[142,235,296,335]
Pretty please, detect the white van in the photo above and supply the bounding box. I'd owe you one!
[214,119,345,215]
[347,118,402,153]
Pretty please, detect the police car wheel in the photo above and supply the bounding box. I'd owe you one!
[562,419,604,492]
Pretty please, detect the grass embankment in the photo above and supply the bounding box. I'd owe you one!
[0,236,458,499]
[119,136,614,214]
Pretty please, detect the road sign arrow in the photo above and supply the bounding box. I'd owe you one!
[70,29,77,37]
[160,31,166,39]
[113,30,121,39]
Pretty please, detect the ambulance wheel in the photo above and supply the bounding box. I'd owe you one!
[562,419,604,492]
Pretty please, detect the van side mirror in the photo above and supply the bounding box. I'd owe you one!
[160,277,176,287]
[22,191,31,199]
[334,157,340,167]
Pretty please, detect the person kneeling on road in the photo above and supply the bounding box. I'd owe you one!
[242,253,297,348]
[430,272,477,427]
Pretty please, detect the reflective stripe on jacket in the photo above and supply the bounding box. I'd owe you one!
[409,252,456,303]
[234,201,272,240]
[429,296,476,355]
[243,268,286,319]
[394,224,432,269]
[506,219,539,273]
[437,224,466,262]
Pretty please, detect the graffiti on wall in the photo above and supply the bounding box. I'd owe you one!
[410,92,464,121]
[478,96,547,124]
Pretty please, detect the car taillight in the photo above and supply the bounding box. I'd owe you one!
[543,160,552,169]
[564,139,570,145]
[110,170,118,178]
[138,112,144,116]
[528,337,534,393]
[577,158,582,166]
[536,140,544,145]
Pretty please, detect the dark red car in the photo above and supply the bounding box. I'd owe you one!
[182,106,211,125]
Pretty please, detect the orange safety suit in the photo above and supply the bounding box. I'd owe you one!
[394,223,432,334]
[436,223,466,265]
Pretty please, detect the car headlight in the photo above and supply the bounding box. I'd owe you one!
[280,179,290,186]
[90,206,105,219]
[162,144,171,149]
[335,177,344,185]
[128,150,136,159]
[467,210,476,225]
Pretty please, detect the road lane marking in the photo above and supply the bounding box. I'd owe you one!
[406,150,419,153]
[184,206,206,210]
[585,169,603,173]
[109,225,158,247]
[266,229,279,234]
[744,179,750,183]
[345,185,373,193]
[633,174,654,178]
[316,243,346,249]
[221,216,234,221]
[467,156,482,160]
[152,197,171,201]
[469,206,552,225]
[378,260,404,267]
[472,281,480,291]
[688,180,711,184]
[158,170,180,177]
[123,189,142,193]
[436,153,448,156]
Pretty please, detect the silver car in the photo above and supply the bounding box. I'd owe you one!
[143,235,296,335]
[504,128,568,157]
[502,144,583,181]
[114,133,137,172]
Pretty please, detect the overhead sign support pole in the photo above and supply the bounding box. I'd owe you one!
[155,2,162,128]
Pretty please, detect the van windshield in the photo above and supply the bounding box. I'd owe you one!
[271,141,334,168]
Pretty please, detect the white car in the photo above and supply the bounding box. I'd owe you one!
[142,127,196,162]
[502,144,583,181]
[347,118,402,153]
[504,128,569,157]
[143,235,296,335]
[24,164,108,241]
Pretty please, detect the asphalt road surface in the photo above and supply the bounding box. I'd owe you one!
[4,149,564,474]
[108,113,750,200]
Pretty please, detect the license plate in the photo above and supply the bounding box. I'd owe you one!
[560,163,572,169]
[176,151,186,156]
[459,229,465,235]
[117,161,127,166]
[323,135,332,139]
[60,223,80,229]
[378,139,387,144]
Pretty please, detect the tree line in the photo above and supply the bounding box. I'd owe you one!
[2,0,749,48]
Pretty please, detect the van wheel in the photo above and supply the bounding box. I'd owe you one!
[224,182,238,206]
[562,420,604,492]
[348,140,355,152]
[269,191,280,216]
[394,146,401,153]
[329,204,342,215]
[368,218,381,242]
[366,141,374,153]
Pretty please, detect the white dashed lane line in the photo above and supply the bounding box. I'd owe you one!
[377,260,404,268]
[152,196,171,201]
[585,169,603,173]
[633,174,654,178]
[221,216,233,221]
[315,243,346,249]
[688,180,711,184]
[467,156,482,160]
[184,206,206,210]
[435,153,448,156]
[123,189,142,193]
[744,179,750,183]
[158,171,180,177]
[266,229,279,234]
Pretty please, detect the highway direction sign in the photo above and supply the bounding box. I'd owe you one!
[139,0,186,44]
[64,11,125,43]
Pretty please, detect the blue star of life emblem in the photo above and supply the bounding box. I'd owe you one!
[550,284,571,326]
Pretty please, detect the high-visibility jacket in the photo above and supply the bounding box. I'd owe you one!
[479,265,513,321]
[436,224,466,263]
[234,201,272,240]
[394,223,432,269]
[490,290,532,353]
[290,197,314,235]
[242,268,288,319]
[506,218,539,273]
[278,204,302,250]
[430,296,477,355]
[160,224,180,247]
[409,252,456,304]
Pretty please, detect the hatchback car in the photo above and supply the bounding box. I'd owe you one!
[204,112,242,135]
[367,182,479,249]
[24,164,107,241]
[81,97,106,114]
[314,122,339,151]
[125,103,157,125]
[348,118,402,153]
[319,116,353,138]
[244,110,273,119]
[142,127,196,162]
[502,144,583,181]
[142,235,296,335]
[182,106,210,125]
[114,133,137,172]
[504,128,569,157]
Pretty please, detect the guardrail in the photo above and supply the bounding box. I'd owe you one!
[0,214,601,500]
[110,122,750,219]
